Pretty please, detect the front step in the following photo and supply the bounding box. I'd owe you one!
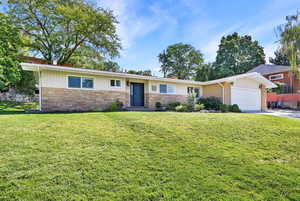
[125,107,156,112]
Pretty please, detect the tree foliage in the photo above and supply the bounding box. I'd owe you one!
[158,43,204,79]
[7,0,121,65]
[269,48,290,66]
[194,63,217,81]
[214,32,265,78]
[0,12,22,89]
[277,12,300,73]
[126,70,152,76]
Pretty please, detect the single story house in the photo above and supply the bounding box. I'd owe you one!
[21,63,276,112]
[249,64,300,109]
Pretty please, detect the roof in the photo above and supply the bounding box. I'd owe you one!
[248,64,292,75]
[203,72,276,88]
[21,62,276,88]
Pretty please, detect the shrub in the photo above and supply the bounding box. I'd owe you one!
[194,104,205,111]
[106,101,123,111]
[197,96,222,110]
[155,102,162,109]
[220,104,229,113]
[230,104,241,113]
[186,94,195,111]
[175,104,188,112]
[167,102,181,111]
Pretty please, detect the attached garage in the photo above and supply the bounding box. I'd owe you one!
[203,73,276,112]
[231,87,261,111]
[231,78,262,111]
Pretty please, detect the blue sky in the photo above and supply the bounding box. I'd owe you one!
[97,0,300,75]
[1,0,299,75]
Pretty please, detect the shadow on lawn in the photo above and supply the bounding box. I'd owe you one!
[0,101,39,115]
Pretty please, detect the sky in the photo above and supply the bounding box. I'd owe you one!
[1,0,299,75]
[96,0,300,75]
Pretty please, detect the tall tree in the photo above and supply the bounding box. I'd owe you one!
[158,43,204,79]
[7,0,121,65]
[0,12,22,89]
[194,63,217,81]
[277,12,300,92]
[214,32,265,78]
[269,48,290,66]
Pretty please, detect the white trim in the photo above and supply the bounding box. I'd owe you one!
[38,68,42,111]
[21,63,277,89]
[110,79,122,88]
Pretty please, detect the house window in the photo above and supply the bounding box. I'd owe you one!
[68,76,81,88]
[82,78,94,89]
[160,84,176,94]
[68,76,94,89]
[160,84,167,93]
[187,87,200,97]
[187,87,193,94]
[269,74,284,81]
[151,85,157,92]
[111,80,121,87]
[194,88,200,98]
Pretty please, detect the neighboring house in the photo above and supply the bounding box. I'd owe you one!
[249,64,300,109]
[21,63,275,112]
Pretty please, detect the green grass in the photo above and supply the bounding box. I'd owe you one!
[0,101,38,114]
[0,111,300,201]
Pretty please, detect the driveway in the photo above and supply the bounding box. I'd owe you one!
[258,109,300,119]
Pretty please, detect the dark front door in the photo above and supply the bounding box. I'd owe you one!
[131,83,144,106]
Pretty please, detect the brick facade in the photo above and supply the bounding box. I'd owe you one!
[145,93,187,109]
[41,87,128,112]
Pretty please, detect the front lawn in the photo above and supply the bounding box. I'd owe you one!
[0,112,299,200]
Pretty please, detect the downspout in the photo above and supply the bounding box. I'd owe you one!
[38,66,42,112]
[217,82,225,104]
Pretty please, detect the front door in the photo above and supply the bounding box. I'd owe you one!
[130,83,144,106]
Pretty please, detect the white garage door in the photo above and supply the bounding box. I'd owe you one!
[231,87,261,111]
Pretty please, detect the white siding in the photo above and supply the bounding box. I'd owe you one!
[41,70,203,96]
[148,80,203,96]
[41,70,126,92]
[233,78,260,89]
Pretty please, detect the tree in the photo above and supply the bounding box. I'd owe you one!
[214,32,265,78]
[277,12,300,92]
[103,61,121,72]
[7,0,121,65]
[158,43,204,79]
[0,12,22,89]
[194,63,217,81]
[126,70,152,76]
[269,48,290,66]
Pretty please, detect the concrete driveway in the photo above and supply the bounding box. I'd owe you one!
[258,109,300,119]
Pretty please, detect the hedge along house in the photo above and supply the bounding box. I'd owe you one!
[21,63,276,112]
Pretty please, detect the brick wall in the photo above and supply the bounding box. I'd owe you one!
[41,87,128,112]
[145,93,187,108]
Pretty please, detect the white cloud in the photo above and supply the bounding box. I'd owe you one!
[98,0,176,49]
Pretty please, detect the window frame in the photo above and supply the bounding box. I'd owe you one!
[269,73,284,81]
[67,75,95,90]
[110,79,122,87]
[187,86,201,97]
[159,84,176,94]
